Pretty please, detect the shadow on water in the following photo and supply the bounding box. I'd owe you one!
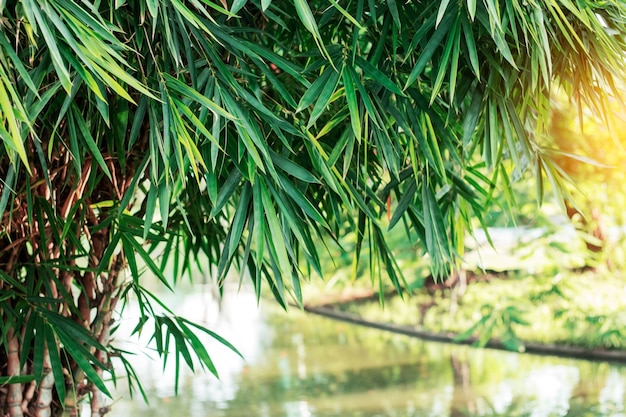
[108,285,626,417]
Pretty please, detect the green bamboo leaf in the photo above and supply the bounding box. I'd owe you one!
[461,16,480,78]
[430,19,458,104]
[388,180,417,229]
[315,106,350,139]
[175,319,219,377]
[69,105,112,180]
[226,183,251,260]
[308,68,341,128]
[271,152,320,183]
[386,0,401,28]
[293,0,329,58]
[0,375,37,385]
[327,0,365,30]
[423,113,446,178]
[462,88,483,149]
[296,68,334,113]
[466,0,476,20]
[436,0,451,27]
[158,181,170,230]
[143,185,158,239]
[164,74,236,120]
[349,66,381,128]
[405,13,453,89]
[0,77,29,169]
[44,329,66,405]
[422,182,450,266]
[23,0,73,92]
[355,56,403,96]
[0,36,39,94]
[342,66,361,139]
[211,169,242,216]
[168,98,207,180]
[260,180,292,285]
[30,317,45,381]
[231,0,247,14]
[55,332,111,398]
[266,246,287,305]
[252,180,266,277]
[448,19,461,101]
[123,234,172,291]
[277,172,326,225]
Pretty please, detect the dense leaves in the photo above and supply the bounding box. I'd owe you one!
[0,0,625,416]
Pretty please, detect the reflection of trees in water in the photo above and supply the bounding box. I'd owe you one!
[450,354,476,417]
[110,302,626,417]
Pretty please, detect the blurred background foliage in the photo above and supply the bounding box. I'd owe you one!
[305,92,626,353]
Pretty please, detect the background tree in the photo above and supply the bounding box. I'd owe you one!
[0,1,625,416]
[549,96,626,266]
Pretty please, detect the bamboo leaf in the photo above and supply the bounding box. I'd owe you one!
[69,105,112,180]
[0,375,37,385]
[388,180,417,229]
[231,0,247,14]
[461,16,480,78]
[271,152,320,183]
[293,0,329,58]
[386,0,401,28]
[260,180,292,287]
[342,67,361,139]
[436,0,451,27]
[277,172,326,225]
[467,0,476,20]
[327,0,364,30]
[296,68,334,113]
[308,68,341,128]
[44,329,66,405]
[405,13,454,89]
[164,74,236,120]
[355,56,403,96]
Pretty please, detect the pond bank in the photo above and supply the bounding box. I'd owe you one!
[303,304,626,363]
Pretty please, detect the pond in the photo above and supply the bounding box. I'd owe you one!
[107,285,626,417]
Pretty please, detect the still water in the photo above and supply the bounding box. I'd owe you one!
[108,286,626,417]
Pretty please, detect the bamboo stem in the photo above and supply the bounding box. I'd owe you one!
[7,328,24,417]
[34,340,55,417]
[21,380,36,413]
[90,252,126,417]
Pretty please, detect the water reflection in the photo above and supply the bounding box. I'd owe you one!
[108,286,626,417]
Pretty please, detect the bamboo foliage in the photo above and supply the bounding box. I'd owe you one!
[0,0,625,416]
